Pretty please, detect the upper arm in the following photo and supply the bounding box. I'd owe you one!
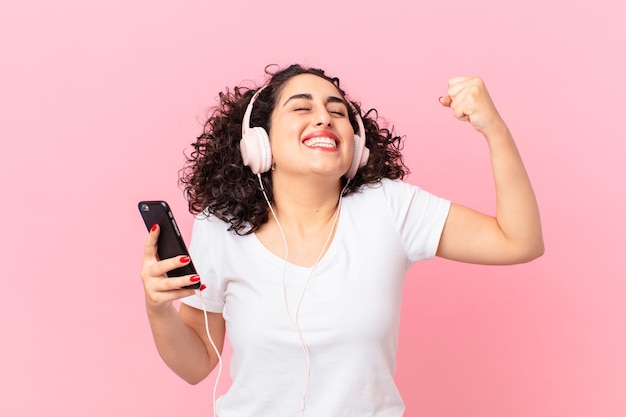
[436,203,542,265]
[179,303,226,370]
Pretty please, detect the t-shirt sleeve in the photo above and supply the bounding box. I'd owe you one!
[179,215,225,313]
[380,178,451,262]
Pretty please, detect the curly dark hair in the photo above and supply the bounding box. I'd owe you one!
[179,64,409,235]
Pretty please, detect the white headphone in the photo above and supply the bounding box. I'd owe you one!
[239,85,370,179]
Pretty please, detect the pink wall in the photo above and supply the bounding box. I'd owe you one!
[1,1,624,416]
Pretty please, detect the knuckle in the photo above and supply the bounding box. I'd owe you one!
[140,262,156,282]
[467,84,480,97]
[147,262,164,279]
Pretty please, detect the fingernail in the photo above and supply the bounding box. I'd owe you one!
[199,284,207,291]
[151,223,158,232]
[190,275,200,283]
[180,256,190,263]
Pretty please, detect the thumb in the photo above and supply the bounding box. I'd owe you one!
[438,95,452,107]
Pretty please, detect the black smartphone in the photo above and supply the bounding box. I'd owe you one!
[138,200,201,289]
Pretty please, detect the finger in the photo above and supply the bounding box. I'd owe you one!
[449,96,471,122]
[439,91,469,121]
[453,109,470,122]
[149,273,202,293]
[448,76,472,86]
[149,255,193,278]
[447,76,471,96]
[438,95,452,107]
[449,81,482,116]
[143,223,160,260]
[447,76,482,98]
[145,286,202,306]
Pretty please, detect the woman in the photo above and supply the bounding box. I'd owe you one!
[140,64,544,416]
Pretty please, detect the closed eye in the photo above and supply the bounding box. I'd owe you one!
[292,106,344,116]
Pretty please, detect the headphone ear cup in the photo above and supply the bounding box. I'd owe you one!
[359,143,370,168]
[240,127,272,174]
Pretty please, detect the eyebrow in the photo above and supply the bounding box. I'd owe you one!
[282,93,347,107]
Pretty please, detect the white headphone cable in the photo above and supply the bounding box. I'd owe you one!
[195,289,223,417]
[258,174,347,414]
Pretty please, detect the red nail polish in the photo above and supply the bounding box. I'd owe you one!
[180,256,190,263]
[151,223,158,232]
[190,275,200,283]
[199,284,207,291]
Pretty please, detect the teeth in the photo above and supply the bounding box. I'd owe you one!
[303,137,337,148]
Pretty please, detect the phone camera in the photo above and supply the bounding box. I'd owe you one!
[141,204,150,212]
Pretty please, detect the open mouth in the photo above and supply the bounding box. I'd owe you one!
[302,136,337,148]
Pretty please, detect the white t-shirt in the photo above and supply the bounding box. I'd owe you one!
[181,178,451,417]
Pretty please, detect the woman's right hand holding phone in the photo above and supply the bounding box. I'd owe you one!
[141,224,205,313]
[139,224,221,384]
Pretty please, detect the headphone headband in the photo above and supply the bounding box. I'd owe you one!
[241,86,267,140]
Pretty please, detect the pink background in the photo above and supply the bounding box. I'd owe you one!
[1,1,624,416]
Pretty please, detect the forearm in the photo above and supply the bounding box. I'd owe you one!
[146,302,215,384]
[484,122,544,260]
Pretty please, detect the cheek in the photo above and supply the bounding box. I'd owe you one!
[268,128,300,159]
[267,119,291,148]
[342,126,356,152]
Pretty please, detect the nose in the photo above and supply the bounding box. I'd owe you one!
[314,108,332,127]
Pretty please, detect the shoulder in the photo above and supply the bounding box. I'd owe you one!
[346,178,440,219]
[192,213,227,234]
[354,178,411,196]
[192,212,252,236]
[348,179,451,262]
[345,179,421,211]
[357,178,433,202]
[190,213,242,250]
[355,178,450,221]
[189,213,255,272]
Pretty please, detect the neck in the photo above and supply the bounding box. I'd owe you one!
[269,173,342,234]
